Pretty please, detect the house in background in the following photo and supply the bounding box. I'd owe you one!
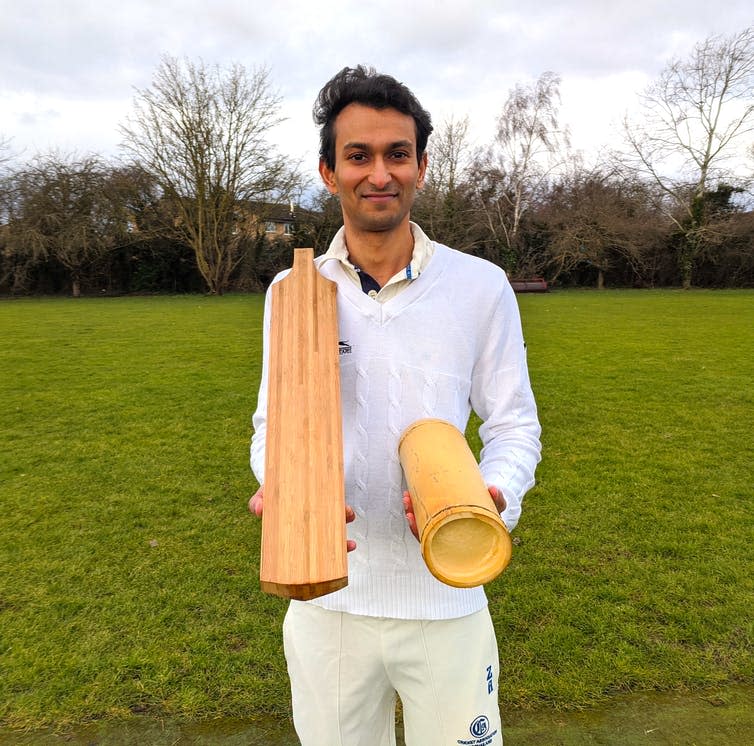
[247,200,297,240]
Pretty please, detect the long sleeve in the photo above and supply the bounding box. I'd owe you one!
[470,278,542,532]
[250,283,274,484]
[249,243,540,619]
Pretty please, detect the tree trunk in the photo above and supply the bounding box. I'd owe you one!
[72,276,81,298]
[679,234,695,290]
[597,269,605,290]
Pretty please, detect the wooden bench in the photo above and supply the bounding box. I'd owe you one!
[509,277,548,293]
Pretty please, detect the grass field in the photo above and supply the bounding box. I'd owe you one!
[1,290,752,730]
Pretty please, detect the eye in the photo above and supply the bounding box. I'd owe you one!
[391,150,410,160]
[347,152,368,162]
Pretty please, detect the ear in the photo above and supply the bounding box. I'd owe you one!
[416,152,428,189]
[319,158,338,194]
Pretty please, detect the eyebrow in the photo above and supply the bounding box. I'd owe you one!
[342,140,415,151]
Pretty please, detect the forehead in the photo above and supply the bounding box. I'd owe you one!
[333,103,417,149]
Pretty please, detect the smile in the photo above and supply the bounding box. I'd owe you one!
[362,193,397,203]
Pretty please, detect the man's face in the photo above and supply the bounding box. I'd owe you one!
[319,103,427,235]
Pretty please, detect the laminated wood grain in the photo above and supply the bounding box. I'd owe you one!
[260,248,347,600]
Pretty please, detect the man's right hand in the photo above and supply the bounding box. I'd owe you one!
[248,485,357,552]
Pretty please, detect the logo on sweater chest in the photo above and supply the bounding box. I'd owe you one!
[339,340,352,355]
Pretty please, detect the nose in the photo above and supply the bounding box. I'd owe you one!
[368,158,391,190]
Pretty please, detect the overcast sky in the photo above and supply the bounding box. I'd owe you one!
[1,0,752,184]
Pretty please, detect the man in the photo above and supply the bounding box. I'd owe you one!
[249,66,541,746]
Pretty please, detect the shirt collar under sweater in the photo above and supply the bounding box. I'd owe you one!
[319,222,435,303]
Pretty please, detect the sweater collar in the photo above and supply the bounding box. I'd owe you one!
[320,222,435,287]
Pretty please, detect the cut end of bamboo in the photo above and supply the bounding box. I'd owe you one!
[421,507,511,588]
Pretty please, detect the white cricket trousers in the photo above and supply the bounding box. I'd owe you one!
[283,601,504,746]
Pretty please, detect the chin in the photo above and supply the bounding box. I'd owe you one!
[355,213,408,233]
[360,220,402,233]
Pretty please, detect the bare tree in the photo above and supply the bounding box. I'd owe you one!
[296,187,345,255]
[0,136,13,234]
[120,56,300,294]
[3,153,122,296]
[471,72,570,272]
[0,135,14,225]
[0,135,12,168]
[622,26,754,288]
[539,167,669,288]
[413,116,480,252]
[0,140,12,290]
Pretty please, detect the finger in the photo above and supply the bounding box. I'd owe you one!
[345,506,356,551]
[402,490,413,512]
[402,491,419,540]
[248,486,264,516]
[405,510,418,540]
[488,485,506,513]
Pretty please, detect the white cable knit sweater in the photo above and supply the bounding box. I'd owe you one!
[250,235,541,620]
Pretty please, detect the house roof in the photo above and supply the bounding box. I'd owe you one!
[245,200,296,223]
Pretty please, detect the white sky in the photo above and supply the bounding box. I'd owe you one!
[1,0,752,186]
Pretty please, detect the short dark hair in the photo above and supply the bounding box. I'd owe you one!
[313,65,433,170]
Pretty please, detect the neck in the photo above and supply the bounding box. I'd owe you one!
[342,221,414,287]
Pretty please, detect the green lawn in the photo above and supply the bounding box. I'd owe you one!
[1,290,752,730]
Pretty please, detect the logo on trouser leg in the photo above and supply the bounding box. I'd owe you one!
[486,665,494,694]
[456,714,498,745]
[471,716,489,737]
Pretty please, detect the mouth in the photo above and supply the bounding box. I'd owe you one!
[362,193,398,205]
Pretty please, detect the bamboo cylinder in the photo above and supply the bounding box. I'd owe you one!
[398,419,512,588]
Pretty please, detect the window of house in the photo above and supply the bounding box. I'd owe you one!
[265,221,277,233]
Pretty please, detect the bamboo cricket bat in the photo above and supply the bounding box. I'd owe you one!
[260,248,348,600]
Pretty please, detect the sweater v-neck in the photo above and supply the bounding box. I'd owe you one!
[320,243,450,323]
